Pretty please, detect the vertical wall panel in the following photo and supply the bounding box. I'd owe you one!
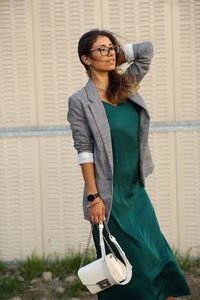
[0,138,42,260]
[176,132,200,254]
[172,0,200,254]
[32,0,101,125]
[146,133,178,248]
[102,0,174,122]
[173,0,200,120]
[39,135,91,256]
[0,0,37,127]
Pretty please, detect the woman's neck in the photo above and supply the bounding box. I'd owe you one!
[91,71,109,91]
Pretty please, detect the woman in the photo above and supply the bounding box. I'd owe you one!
[67,29,191,300]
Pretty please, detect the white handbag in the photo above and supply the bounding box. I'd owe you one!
[78,221,133,294]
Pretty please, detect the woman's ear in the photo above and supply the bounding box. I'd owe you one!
[81,55,91,66]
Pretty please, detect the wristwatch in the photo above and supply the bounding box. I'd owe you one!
[87,192,100,202]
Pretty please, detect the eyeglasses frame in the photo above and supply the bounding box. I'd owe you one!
[89,44,120,56]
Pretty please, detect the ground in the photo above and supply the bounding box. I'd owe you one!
[4,270,200,300]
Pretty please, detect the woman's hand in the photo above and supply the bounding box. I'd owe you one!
[88,197,106,224]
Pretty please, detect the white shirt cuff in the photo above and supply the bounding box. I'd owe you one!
[125,43,134,63]
[78,152,94,164]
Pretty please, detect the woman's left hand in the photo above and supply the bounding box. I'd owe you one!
[88,197,106,225]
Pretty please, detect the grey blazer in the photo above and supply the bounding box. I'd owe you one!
[67,41,155,223]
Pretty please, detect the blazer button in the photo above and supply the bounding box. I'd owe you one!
[107,177,112,180]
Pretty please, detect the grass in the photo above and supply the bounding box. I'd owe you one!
[18,247,96,281]
[0,247,96,299]
[0,277,27,299]
[173,246,200,273]
[0,246,199,299]
[19,253,48,281]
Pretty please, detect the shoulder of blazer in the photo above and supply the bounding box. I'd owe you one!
[68,89,85,116]
[69,87,85,102]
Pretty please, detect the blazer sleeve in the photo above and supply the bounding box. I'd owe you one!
[67,95,94,164]
[124,41,154,84]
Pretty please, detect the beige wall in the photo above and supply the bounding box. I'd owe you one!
[0,0,199,260]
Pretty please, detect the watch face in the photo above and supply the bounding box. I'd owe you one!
[88,195,95,201]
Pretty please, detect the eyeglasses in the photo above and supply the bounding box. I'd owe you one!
[89,45,120,56]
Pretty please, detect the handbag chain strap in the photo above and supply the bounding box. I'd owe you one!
[79,221,116,268]
[79,223,94,268]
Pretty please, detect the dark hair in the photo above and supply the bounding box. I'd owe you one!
[78,29,139,104]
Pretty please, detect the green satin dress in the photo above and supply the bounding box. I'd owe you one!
[92,99,191,300]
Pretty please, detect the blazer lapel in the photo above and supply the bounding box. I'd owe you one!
[127,93,150,119]
[84,78,114,175]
